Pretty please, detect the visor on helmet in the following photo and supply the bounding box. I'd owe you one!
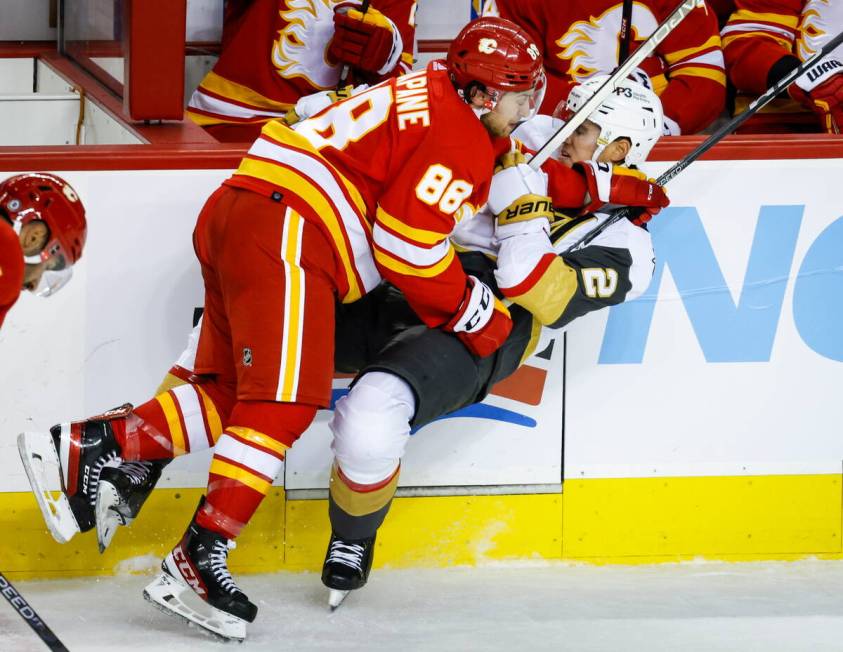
[476,70,546,124]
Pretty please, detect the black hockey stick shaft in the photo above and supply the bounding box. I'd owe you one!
[618,0,634,64]
[562,27,843,254]
[337,0,371,90]
[0,571,69,652]
[529,0,705,169]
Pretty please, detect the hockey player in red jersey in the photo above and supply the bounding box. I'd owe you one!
[186,0,417,141]
[0,173,86,329]
[721,0,843,132]
[19,16,547,641]
[482,0,727,135]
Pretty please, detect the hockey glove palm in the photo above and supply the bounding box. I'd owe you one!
[573,160,669,219]
[789,57,843,134]
[329,4,400,76]
[444,276,512,358]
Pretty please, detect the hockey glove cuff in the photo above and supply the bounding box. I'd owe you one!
[444,276,512,358]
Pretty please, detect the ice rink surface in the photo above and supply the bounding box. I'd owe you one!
[3,559,843,651]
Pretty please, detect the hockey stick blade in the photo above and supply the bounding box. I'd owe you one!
[528,0,706,170]
[0,572,69,652]
[561,26,843,254]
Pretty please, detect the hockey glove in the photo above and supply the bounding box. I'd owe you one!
[284,84,361,125]
[487,151,549,216]
[789,57,843,134]
[444,276,512,358]
[329,4,401,76]
[573,160,669,216]
[494,194,555,241]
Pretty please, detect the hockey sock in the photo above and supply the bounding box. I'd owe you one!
[115,381,231,460]
[328,463,400,540]
[196,400,317,539]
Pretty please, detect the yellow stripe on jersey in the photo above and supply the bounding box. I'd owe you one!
[227,426,290,459]
[663,36,723,65]
[259,122,369,221]
[195,386,223,445]
[729,9,799,29]
[670,66,727,85]
[374,244,455,278]
[400,52,415,66]
[721,31,793,50]
[509,257,579,326]
[210,458,272,495]
[376,206,449,245]
[155,391,187,456]
[278,209,305,403]
[198,71,294,112]
[236,157,363,301]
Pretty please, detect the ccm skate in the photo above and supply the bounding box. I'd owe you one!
[322,532,376,611]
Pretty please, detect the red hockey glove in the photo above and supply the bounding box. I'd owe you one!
[572,160,669,216]
[444,276,512,358]
[329,4,399,76]
[789,57,843,134]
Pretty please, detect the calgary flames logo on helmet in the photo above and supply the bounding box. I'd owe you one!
[556,3,658,81]
[272,0,342,89]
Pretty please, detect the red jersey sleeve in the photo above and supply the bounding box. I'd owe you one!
[373,136,493,328]
[653,0,727,134]
[722,0,803,93]
[0,221,24,330]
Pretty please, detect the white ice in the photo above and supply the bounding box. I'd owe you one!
[3,559,843,651]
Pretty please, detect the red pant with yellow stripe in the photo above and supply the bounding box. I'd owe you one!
[117,185,342,538]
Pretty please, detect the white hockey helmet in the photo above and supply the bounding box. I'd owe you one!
[558,75,664,166]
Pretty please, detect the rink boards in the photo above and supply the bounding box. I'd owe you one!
[0,138,842,577]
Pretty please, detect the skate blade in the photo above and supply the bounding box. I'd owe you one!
[328,589,350,612]
[143,571,248,642]
[95,480,125,553]
[17,431,79,544]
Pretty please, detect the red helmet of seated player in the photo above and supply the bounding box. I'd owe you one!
[0,173,87,296]
[447,16,546,122]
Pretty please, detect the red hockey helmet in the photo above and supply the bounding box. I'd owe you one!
[447,16,545,118]
[0,173,87,296]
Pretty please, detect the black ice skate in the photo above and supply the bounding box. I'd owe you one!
[17,404,128,544]
[143,516,257,642]
[95,459,169,552]
[322,532,376,611]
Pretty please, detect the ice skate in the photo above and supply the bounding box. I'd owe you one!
[17,404,127,543]
[322,532,375,611]
[95,459,168,552]
[143,516,257,642]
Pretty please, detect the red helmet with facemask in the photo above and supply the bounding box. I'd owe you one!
[0,173,87,296]
[447,16,546,119]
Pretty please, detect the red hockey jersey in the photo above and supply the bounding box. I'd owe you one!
[187,0,416,138]
[722,0,843,93]
[483,0,726,135]
[227,64,500,328]
[0,219,24,329]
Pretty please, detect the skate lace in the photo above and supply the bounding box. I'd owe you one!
[88,451,120,507]
[209,539,241,594]
[326,539,365,571]
[120,461,155,486]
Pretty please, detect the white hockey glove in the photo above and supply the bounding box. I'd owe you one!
[487,150,549,215]
[285,84,369,125]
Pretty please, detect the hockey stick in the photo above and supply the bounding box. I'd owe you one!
[560,26,843,255]
[0,571,69,652]
[618,0,634,65]
[337,0,371,90]
[528,0,706,170]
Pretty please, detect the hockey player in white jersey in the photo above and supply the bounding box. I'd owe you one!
[321,74,668,608]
